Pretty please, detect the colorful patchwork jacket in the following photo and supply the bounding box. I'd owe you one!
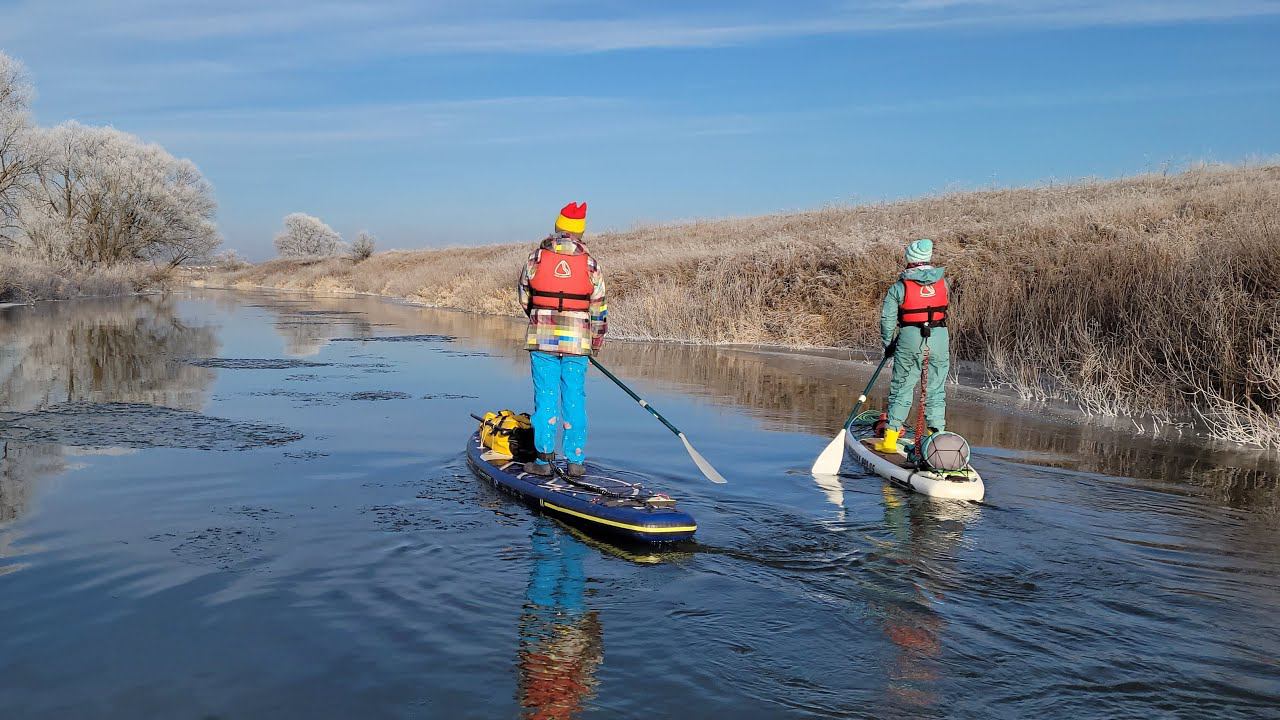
[517,234,608,356]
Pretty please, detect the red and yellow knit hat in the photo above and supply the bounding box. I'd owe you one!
[555,202,587,235]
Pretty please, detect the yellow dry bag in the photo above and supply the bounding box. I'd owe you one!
[479,410,534,460]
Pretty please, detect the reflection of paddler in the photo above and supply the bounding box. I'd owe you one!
[517,519,604,720]
[879,485,944,658]
[874,485,971,714]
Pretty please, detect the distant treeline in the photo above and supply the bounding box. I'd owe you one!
[1,51,220,301]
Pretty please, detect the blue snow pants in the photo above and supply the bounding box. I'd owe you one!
[530,351,589,464]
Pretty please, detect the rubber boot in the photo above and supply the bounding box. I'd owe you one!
[566,463,586,478]
[524,452,555,477]
[876,428,901,454]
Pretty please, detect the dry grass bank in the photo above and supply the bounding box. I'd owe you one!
[202,165,1280,446]
[0,257,167,303]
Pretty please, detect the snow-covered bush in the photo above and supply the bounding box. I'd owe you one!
[350,230,375,261]
[274,212,342,257]
[212,249,250,270]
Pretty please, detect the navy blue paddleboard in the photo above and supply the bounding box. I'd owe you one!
[465,431,697,543]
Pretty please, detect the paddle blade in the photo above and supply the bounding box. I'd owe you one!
[810,429,847,475]
[679,434,727,484]
[810,470,845,508]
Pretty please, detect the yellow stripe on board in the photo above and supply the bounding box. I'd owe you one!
[540,501,697,534]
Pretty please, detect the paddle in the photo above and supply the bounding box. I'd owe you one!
[810,351,894,475]
[588,356,728,484]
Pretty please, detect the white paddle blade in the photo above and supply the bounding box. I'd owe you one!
[810,429,847,475]
[810,470,845,507]
[680,434,727,484]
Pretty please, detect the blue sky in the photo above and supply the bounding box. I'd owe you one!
[1,1,1278,258]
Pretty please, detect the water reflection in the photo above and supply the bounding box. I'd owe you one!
[239,290,1278,511]
[0,297,219,531]
[871,489,975,717]
[0,296,218,412]
[270,307,387,357]
[517,519,603,720]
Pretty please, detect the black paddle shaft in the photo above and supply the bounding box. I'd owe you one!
[588,357,684,436]
[840,353,893,431]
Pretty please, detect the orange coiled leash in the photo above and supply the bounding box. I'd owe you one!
[914,334,931,459]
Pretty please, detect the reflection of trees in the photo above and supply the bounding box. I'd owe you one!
[0,296,219,532]
[208,289,1280,510]
[0,443,62,524]
[0,296,218,411]
[272,318,335,357]
[517,520,603,720]
[246,295,402,356]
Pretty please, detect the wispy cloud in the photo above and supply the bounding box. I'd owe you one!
[5,0,1277,111]
[115,95,762,150]
[358,1,1280,54]
[831,79,1280,117]
[16,1,1280,56]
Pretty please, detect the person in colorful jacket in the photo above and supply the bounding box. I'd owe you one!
[877,238,950,453]
[517,202,608,477]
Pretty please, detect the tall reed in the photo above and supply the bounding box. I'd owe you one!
[204,164,1280,446]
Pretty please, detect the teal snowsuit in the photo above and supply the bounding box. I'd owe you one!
[880,266,950,432]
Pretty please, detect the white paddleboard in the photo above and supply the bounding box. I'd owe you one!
[845,424,984,501]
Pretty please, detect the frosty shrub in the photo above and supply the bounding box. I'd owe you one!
[350,230,376,262]
[274,213,341,257]
[212,249,249,270]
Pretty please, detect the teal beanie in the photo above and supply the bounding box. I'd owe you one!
[905,238,934,263]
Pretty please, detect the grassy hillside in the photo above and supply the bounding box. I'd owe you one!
[203,165,1280,446]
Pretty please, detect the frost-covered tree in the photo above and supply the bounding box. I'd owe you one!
[0,52,39,245]
[274,212,341,257]
[212,248,249,270]
[350,230,375,261]
[20,122,221,266]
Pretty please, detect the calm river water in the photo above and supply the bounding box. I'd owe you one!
[1,291,1277,719]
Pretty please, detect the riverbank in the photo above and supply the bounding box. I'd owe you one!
[0,257,168,303]
[194,165,1280,447]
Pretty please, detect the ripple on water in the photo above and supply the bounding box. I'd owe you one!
[249,389,414,405]
[331,334,455,343]
[147,507,291,572]
[0,402,302,450]
[184,358,332,370]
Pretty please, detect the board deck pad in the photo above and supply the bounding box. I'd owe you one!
[859,437,913,468]
[478,450,649,505]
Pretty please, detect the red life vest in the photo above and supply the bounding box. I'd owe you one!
[528,248,594,311]
[898,278,948,327]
